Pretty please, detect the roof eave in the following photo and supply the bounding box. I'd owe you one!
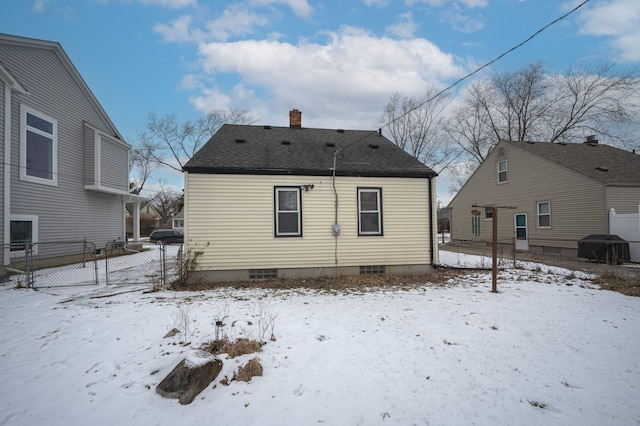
[183,166,436,178]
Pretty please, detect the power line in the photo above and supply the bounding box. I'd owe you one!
[339,0,591,154]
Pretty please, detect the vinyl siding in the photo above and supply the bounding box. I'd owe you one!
[83,124,95,186]
[1,41,127,246]
[606,186,640,214]
[185,173,433,271]
[449,141,607,243]
[0,81,5,244]
[99,134,129,191]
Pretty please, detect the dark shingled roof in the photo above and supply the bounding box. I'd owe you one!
[183,124,437,178]
[504,140,640,185]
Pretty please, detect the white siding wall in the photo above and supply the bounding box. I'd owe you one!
[185,173,433,271]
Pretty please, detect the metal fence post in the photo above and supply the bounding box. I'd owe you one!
[25,241,33,288]
[105,241,111,286]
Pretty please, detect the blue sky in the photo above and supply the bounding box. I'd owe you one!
[2,0,639,201]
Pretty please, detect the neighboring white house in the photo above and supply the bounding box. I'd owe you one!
[182,109,439,283]
[172,209,184,230]
[0,33,144,271]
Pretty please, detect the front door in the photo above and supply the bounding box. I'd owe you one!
[514,213,529,251]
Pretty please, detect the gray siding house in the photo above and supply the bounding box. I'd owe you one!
[448,138,640,256]
[1,33,138,266]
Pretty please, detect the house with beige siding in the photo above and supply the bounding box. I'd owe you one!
[182,109,439,283]
[0,33,144,271]
[448,137,640,257]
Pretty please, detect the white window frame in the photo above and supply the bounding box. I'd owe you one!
[484,208,493,221]
[20,105,58,186]
[9,214,38,258]
[275,187,302,237]
[497,159,507,183]
[358,187,383,236]
[537,201,551,229]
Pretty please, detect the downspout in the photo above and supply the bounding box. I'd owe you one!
[332,150,339,266]
[428,176,435,268]
[3,84,11,265]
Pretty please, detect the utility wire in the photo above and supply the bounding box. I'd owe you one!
[338,0,591,154]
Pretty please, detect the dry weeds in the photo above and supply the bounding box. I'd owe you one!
[201,337,262,358]
[233,357,263,382]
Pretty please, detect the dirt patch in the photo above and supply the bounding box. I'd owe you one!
[172,268,468,291]
[593,277,640,297]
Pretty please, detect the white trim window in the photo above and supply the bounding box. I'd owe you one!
[275,187,302,237]
[497,159,508,183]
[20,105,58,186]
[9,214,38,256]
[484,207,493,220]
[537,201,551,228]
[358,187,383,236]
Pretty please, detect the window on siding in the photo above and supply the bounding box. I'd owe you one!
[472,215,481,237]
[275,187,302,237]
[358,188,383,236]
[497,159,507,183]
[9,215,38,254]
[20,106,57,186]
[484,208,493,220]
[537,201,551,228]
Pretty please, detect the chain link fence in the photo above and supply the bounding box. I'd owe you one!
[1,241,98,288]
[441,237,640,283]
[1,240,184,289]
[104,241,183,286]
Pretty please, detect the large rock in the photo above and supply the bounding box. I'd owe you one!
[156,350,223,405]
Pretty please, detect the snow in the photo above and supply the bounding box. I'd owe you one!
[1,250,639,425]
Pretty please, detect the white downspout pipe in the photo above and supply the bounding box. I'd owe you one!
[3,85,12,265]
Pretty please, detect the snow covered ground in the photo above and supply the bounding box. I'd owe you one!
[1,251,639,426]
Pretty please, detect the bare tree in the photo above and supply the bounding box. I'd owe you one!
[136,108,257,174]
[544,62,640,145]
[444,61,640,191]
[151,182,184,221]
[129,143,157,195]
[379,88,457,173]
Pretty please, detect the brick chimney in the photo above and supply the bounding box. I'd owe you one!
[584,135,599,146]
[289,109,302,128]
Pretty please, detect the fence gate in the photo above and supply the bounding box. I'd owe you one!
[104,241,183,286]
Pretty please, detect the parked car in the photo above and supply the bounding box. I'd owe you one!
[149,229,184,244]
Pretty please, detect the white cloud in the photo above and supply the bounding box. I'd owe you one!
[386,12,419,38]
[576,0,640,62]
[440,9,484,33]
[138,0,197,8]
[33,0,49,13]
[249,0,313,18]
[205,4,270,42]
[407,0,487,8]
[154,15,197,43]
[190,26,466,129]
[363,0,390,7]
